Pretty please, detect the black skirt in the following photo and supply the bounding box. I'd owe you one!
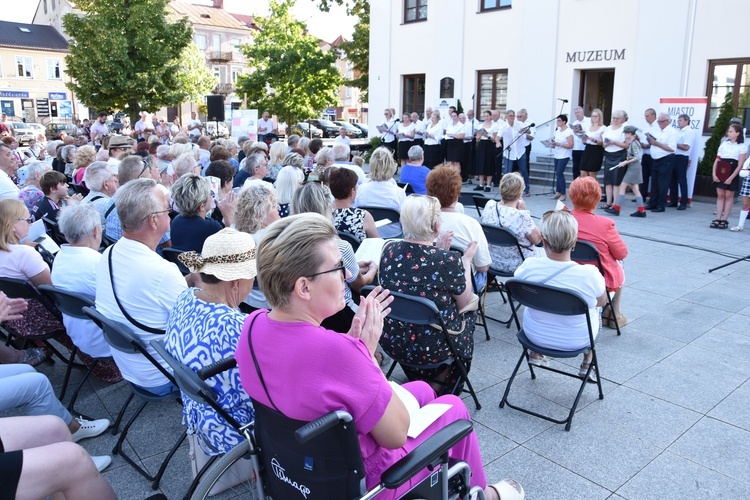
[580,144,604,173]
[474,140,496,176]
[398,140,413,160]
[445,139,463,162]
[603,149,628,185]
[424,144,443,168]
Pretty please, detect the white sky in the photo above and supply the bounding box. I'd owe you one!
[1,0,356,43]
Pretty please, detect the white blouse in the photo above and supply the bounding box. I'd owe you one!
[424,122,444,145]
[398,122,416,142]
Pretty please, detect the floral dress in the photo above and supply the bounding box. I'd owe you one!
[481,201,544,273]
[378,241,475,394]
[334,207,367,241]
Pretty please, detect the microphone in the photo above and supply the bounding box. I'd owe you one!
[557,98,569,103]
[394,118,401,122]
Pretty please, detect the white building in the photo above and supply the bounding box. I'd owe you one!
[369,0,749,158]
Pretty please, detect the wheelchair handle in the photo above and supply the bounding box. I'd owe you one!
[295,410,353,444]
[197,356,237,380]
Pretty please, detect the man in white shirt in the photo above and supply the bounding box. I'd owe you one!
[197,135,211,173]
[332,143,365,184]
[0,143,20,199]
[459,113,474,182]
[95,178,186,394]
[571,106,590,179]
[257,111,274,142]
[187,111,203,140]
[499,110,530,195]
[639,108,659,200]
[517,109,535,165]
[89,112,109,148]
[490,109,506,186]
[645,113,677,212]
[670,113,693,210]
[132,112,149,141]
[334,127,351,146]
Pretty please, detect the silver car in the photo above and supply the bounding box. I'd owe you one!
[8,122,35,146]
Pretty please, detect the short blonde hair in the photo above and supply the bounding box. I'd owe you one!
[269,141,287,165]
[369,147,397,182]
[541,210,578,253]
[73,145,96,170]
[235,180,277,234]
[400,195,441,241]
[171,173,211,217]
[257,213,337,309]
[0,199,26,251]
[500,172,525,202]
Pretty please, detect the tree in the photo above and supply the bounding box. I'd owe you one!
[63,0,209,123]
[174,43,217,105]
[316,0,369,102]
[235,0,341,126]
[698,92,735,176]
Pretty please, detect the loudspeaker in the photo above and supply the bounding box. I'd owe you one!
[206,95,225,122]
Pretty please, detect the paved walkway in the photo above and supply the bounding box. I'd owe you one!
[9,183,750,499]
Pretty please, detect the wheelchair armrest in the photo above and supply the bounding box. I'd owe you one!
[295,410,354,444]
[380,419,474,489]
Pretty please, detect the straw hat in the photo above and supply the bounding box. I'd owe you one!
[179,228,257,281]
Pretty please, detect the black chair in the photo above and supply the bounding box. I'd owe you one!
[42,216,67,245]
[35,244,56,269]
[571,240,621,336]
[100,231,117,249]
[338,230,362,252]
[362,286,481,410]
[360,206,402,239]
[82,306,185,490]
[0,277,74,367]
[480,223,525,329]
[397,181,415,195]
[70,183,90,196]
[162,248,191,275]
[450,246,489,341]
[499,279,604,431]
[37,286,108,414]
[172,354,482,500]
[472,195,490,218]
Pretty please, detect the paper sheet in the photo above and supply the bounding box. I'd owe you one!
[390,382,452,439]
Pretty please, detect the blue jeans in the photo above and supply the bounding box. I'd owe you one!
[504,154,529,191]
[554,158,569,194]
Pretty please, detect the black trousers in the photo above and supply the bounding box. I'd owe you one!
[572,150,583,179]
[648,155,674,209]
[669,155,689,207]
[461,141,474,181]
[640,153,653,199]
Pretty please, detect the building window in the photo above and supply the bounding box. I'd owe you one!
[232,38,241,52]
[231,69,240,83]
[16,56,33,78]
[47,59,61,80]
[706,58,750,132]
[213,67,221,82]
[480,0,512,11]
[345,87,351,98]
[476,69,508,114]
[212,34,221,51]
[404,0,427,23]
[402,74,425,115]
[195,34,207,50]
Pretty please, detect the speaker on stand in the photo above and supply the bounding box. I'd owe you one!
[206,95,225,139]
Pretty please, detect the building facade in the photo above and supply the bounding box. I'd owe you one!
[369,0,749,156]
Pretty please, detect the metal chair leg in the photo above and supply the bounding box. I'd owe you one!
[59,346,79,401]
[112,392,135,435]
[151,429,188,490]
[66,361,97,417]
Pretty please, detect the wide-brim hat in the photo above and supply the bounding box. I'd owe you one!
[179,228,257,281]
[108,135,136,148]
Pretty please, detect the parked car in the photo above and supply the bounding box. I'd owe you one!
[205,121,230,139]
[333,121,364,139]
[290,122,323,138]
[351,122,369,136]
[26,122,45,134]
[8,122,35,146]
[45,122,77,141]
[308,119,340,138]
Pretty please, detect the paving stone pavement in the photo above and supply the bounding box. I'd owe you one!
[8,181,750,499]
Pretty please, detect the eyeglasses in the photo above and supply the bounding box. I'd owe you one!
[17,217,33,224]
[138,158,153,177]
[307,259,346,280]
[141,209,170,221]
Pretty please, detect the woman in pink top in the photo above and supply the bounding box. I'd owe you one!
[569,177,628,328]
[234,213,524,500]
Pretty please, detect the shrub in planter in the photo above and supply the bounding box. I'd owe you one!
[698,92,735,176]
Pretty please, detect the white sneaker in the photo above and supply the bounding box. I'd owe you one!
[71,417,110,443]
[730,226,744,232]
[91,455,112,472]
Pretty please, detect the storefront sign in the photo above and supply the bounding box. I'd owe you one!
[0,101,15,117]
[0,91,29,98]
[565,49,625,63]
[57,100,73,119]
[36,98,50,117]
[49,92,67,100]
[658,97,707,202]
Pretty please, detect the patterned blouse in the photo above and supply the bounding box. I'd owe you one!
[334,207,367,241]
[164,288,253,455]
[378,241,475,367]
[19,185,45,222]
[481,201,542,273]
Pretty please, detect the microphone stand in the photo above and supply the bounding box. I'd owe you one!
[531,114,565,196]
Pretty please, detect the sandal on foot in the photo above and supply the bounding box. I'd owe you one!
[528,353,549,367]
[21,347,48,367]
[489,479,525,500]
[710,219,721,228]
[598,203,612,210]
[578,362,598,383]
[718,220,729,229]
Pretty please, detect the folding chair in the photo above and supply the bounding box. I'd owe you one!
[480,223,525,329]
[571,240,621,335]
[472,195,490,218]
[450,246,489,341]
[162,247,191,275]
[0,277,75,367]
[499,279,604,431]
[338,230,362,252]
[42,216,67,245]
[362,286,481,410]
[37,285,110,415]
[360,206,402,238]
[82,306,186,490]
[397,181,415,194]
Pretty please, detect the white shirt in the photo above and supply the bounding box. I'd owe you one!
[517,120,534,147]
[462,121,475,143]
[413,120,427,140]
[602,126,626,153]
[381,118,396,143]
[51,245,112,358]
[354,178,406,211]
[650,125,677,160]
[0,244,46,281]
[333,162,366,185]
[717,141,745,161]
[641,121,660,155]
[571,117,591,151]
[553,127,574,159]
[444,121,464,138]
[675,125,693,157]
[397,122,416,142]
[95,237,187,389]
[439,211,492,269]
[424,122,444,146]
[188,118,203,138]
[134,119,149,139]
[257,117,274,135]
[501,123,526,160]
[0,169,19,200]
[90,121,109,145]
[334,135,351,146]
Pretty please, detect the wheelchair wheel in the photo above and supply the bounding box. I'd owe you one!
[189,440,258,500]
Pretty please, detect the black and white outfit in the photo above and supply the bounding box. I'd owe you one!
[397,122,416,160]
[602,126,627,186]
[333,207,368,242]
[444,121,465,162]
[413,119,426,150]
[381,117,398,152]
[423,121,444,168]
[461,119,478,181]
[580,125,605,174]
[571,116,591,179]
[474,123,496,177]
[713,141,745,192]
[669,125,693,207]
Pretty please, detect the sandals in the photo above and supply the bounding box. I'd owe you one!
[20,347,48,367]
[578,361,598,383]
[710,219,729,229]
[718,220,729,229]
[602,314,628,329]
[598,203,611,210]
[527,353,549,367]
[489,479,525,500]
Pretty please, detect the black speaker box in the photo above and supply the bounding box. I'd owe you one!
[206,95,225,122]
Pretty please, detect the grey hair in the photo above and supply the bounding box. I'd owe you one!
[298,136,311,152]
[287,134,300,146]
[25,160,50,184]
[116,178,161,232]
[332,143,350,161]
[237,135,250,146]
[678,113,690,122]
[315,147,334,167]
[58,202,101,244]
[170,142,198,160]
[172,153,198,177]
[171,173,210,217]
[82,161,113,192]
[118,155,144,185]
[407,145,424,161]
[61,144,76,163]
[275,165,304,205]
[282,152,304,169]
[156,144,171,159]
[291,182,332,218]
[400,195,441,241]
[244,153,265,174]
[541,210,578,253]
[235,180,277,234]
[46,140,63,157]
[574,106,584,113]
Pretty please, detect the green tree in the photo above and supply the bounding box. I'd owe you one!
[63,0,206,123]
[174,43,217,105]
[236,0,341,126]
[698,92,735,176]
[317,0,369,102]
